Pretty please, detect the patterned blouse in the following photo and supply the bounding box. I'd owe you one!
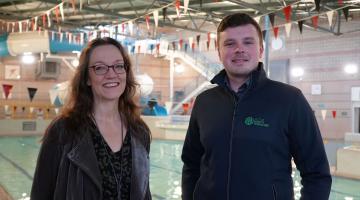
[91,128,132,200]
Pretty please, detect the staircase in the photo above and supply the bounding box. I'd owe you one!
[161,49,222,114]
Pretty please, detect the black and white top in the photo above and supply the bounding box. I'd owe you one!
[91,128,132,200]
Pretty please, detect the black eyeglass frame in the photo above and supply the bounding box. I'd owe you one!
[89,63,127,75]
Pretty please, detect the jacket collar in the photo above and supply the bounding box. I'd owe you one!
[67,132,102,190]
[66,125,149,199]
[211,62,267,92]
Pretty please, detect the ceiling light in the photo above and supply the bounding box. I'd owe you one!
[175,64,185,73]
[291,67,304,77]
[22,53,35,64]
[71,59,79,67]
[344,64,358,74]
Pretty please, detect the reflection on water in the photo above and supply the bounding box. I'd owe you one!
[0,137,359,200]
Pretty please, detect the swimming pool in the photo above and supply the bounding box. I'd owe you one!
[0,136,359,200]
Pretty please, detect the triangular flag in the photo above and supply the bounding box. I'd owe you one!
[314,0,321,12]
[172,41,176,51]
[153,10,159,27]
[196,35,200,48]
[343,7,349,21]
[145,15,150,30]
[338,0,343,5]
[29,107,34,113]
[46,11,51,27]
[54,108,60,115]
[184,0,189,14]
[156,43,160,54]
[332,110,337,118]
[285,23,292,37]
[321,110,327,120]
[268,13,275,28]
[175,0,180,18]
[28,87,37,102]
[207,32,211,42]
[326,10,334,27]
[4,105,9,113]
[18,21,22,33]
[184,43,188,52]
[60,3,65,21]
[191,43,195,51]
[188,37,193,47]
[254,16,261,24]
[273,27,279,38]
[312,16,319,30]
[162,7,167,21]
[206,41,210,51]
[298,20,304,34]
[55,7,60,23]
[283,5,292,22]
[128,21,133,35]
[179,39,183,50]
[262,30,267,41]
[53,96,63,107]
[22,107,26,113]
[2,84,13,100]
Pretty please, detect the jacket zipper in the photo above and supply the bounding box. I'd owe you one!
[226,95,238,200]
[272,184,277,200]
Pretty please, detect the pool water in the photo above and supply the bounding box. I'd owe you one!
[0,136,359,200]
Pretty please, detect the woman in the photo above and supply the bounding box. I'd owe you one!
[31,37,152,200]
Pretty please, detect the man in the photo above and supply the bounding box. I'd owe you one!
[181,13,331,200]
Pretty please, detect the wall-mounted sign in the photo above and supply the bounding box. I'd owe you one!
[5,65,21,80]
[311,84,321,95]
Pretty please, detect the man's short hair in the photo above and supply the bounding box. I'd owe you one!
[217,13,263,48]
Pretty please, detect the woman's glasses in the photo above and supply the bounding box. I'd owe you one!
[89,63,126,75]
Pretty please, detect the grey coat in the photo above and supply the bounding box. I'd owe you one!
[31,117,151,200]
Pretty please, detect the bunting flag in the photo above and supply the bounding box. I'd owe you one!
[262,30,267,41]
[184,0,189,14]
[285,23,292,37]
[175,0,181,17]
[172,41,176,51]
[191,42,195,52]
[29,107,34,114]
[22,107,26,113]
[343,7,349,21]
[184,43,188,52]
[55,7,60,23]
[42,15,46,27]
[71,0,76,12]
[268,13,275,28]
[128,21,133,35]
[273,27,279,38]
[162,7,167,21]
[150,44,154,53]
[131,45,135,54]
[156,43,160,54]
[312,16,319,30]
[298,20,304,34]
[314,0,321,12]
[179,39,183,50]
[4,105,9,113]
[18,21,22,32]
[321,110,327,120]
[188,37,193,48]
[34,16,38,30]
[254,16,261,24]
[332,110,337,118]
[338,0,343,5]
[54,108,60,115]
[206,41,210,51]
[53,96,63,107]
[145,15,150,30]
[28,87,37,102]
[122,23,125,33]
[137,45,141,53]
[196,35,200,48]
[153,10,159,27]
[207,32,211,42]
[46,11,51,27]
[2,84,13,100]
[60,4,64,21]
[214,39,217,50]
[283,5,292,23]
[326,10,334,27]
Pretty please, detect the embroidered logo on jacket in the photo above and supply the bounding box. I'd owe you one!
[244,116,269,127]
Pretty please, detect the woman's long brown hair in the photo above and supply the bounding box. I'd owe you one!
[59,37,151,148]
